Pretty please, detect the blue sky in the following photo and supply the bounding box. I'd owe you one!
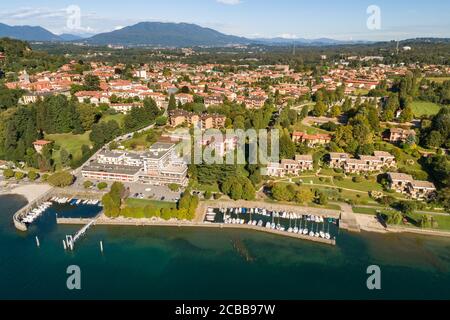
[0,0,449,40]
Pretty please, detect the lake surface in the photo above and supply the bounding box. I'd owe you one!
[1,194,449,300]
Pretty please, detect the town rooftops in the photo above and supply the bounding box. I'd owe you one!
[359,155,382,162]
[144,142,175,160]
[374,151,395,158]
[387,172,414,182]
[295,155,313,162]
[409,180,436,190]
[33,140,52,146]
[82,163,141,176]
[329,153,350,160]
[293,132,331,140]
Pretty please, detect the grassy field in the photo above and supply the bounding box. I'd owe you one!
[100,113,126,126]
[354,88,370,96]
[293,122,330,135]
[425,77,450,84]
[191,182,221,193]
[120,129,160,151]
[333,177,383,193]
[125,198,177,209]
[411,100,442,117]
[45,131,92,169]
[401,212,450,231]
[352,206,395,215]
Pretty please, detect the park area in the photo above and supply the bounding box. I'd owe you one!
[411,101,442,117]
[45,131,92,169]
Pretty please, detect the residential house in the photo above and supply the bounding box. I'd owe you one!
[329,152,396,173]
[169,109,226,129]
[292,132,332,146]
[33,140,52,154]
[386,128,416,143]
[266,155,314,177]
[387,172,436,200]
[110,103,143,114]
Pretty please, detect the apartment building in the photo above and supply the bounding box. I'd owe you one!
[292,132,332,146]
[387,172,436,200]
[139,143,188,186]
[328,152,396,174]
[266,155,314,177]
[81,143,188,186]
[386,128,416,143]
[204,95,224,108]
[169,109,226,129]
[110,103,143,114]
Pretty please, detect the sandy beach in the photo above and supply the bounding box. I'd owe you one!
[2,184,53,202]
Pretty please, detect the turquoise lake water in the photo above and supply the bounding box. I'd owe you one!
[1,194,450,300]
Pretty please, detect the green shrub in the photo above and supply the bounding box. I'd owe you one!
[168,184,180,192]
[83,181,93,189]
[204,191,212,200]
[3,169,14,179]
[15,171,25,180]
[97,182,108,190]
[47,172,75,187]
[28,171,39,181]
[352,176,363,183]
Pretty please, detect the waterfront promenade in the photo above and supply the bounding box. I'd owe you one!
[57,215,337,246]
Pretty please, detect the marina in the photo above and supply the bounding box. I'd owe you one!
[204,207,338,245]
[1,194,450,300]
[18,196,102,228]
[13,188,104,231]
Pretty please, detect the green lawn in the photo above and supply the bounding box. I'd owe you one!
[411,101,442,117]
[293,122,330,135]
[352,206,395,215]
[101,113,126,126]
[125,198,177,210]
[120,129,160,151]
[425,77,450,84]
[333,177,383,192]
[354,88,370,96]
[45,131,92,169]
[400,212,450,231]
[191,182,220,193]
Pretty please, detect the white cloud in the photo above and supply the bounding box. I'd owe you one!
[217,0,241,5]
[279,33,299,39]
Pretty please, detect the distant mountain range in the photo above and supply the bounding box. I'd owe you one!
[252,37,371,46]
[84,22,250,46]
[0,21,447,47]
[0,22,62,42]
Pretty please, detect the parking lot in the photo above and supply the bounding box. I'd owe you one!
[124,183,182,202]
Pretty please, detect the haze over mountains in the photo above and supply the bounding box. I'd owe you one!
[0,21,443,47]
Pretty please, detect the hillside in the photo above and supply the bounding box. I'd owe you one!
[0,23,61,42]
[84,22,249,47]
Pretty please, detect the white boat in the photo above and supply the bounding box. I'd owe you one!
[252,220,257,226]
[257,220,263,227]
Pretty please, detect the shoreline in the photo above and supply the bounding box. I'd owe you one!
[2,184,53,202]
[355,213,450,238]
[57,215,337,246]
